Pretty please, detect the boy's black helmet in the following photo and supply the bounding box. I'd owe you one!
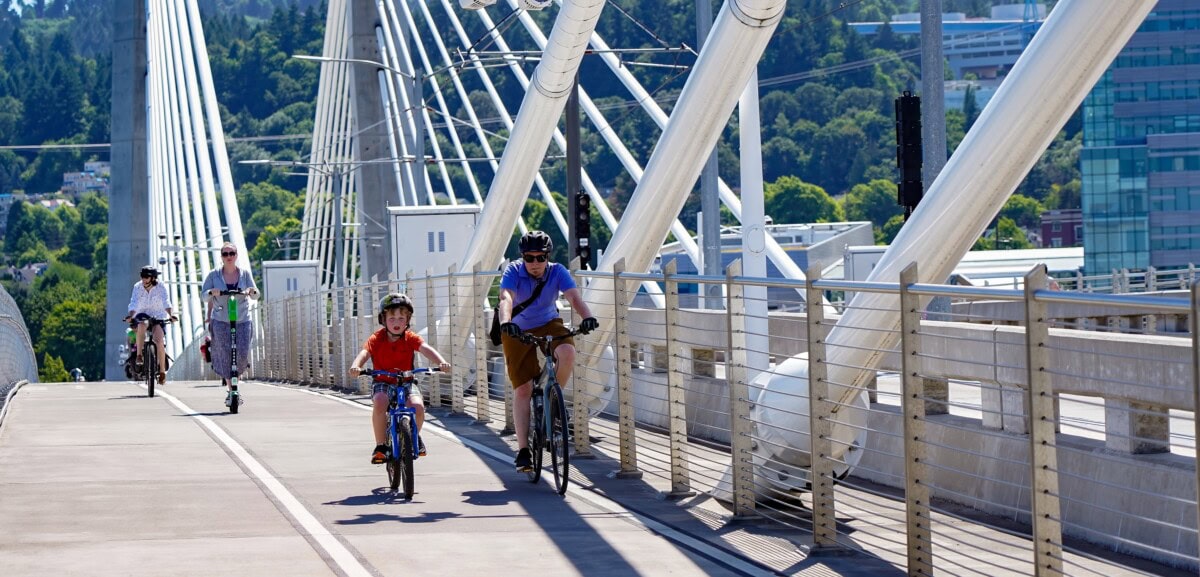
[378,292,415,325]
[519,230,553,254]
[140,265,159,279]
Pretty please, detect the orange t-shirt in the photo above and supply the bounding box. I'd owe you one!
[363,328,424,382]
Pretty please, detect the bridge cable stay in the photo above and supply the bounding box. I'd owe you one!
[144,0,250,359]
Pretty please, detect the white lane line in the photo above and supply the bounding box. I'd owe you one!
[259,382,775,577]
[154,387,373,577]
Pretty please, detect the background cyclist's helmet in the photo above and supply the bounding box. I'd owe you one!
[378,292,415,325]
[518,230,553,254]
[140,265,159,279]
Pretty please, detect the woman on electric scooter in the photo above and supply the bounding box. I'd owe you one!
[202,242,260,406]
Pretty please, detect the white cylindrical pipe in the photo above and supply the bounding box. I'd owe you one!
[579,0,785,349]
[810,0,1158,459]
[739,71,768,382]
[453,0,606,280]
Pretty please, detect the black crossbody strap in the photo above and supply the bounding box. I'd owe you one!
[511,276,547,318]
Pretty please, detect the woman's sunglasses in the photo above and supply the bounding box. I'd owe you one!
[522,254,547,263]
[221,251,237,257]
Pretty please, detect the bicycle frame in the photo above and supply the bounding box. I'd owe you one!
[387,382,421,462]
[366,368,438,497]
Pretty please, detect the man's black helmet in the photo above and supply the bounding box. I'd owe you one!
[378,292,415,325]
[518,230,553,254]
[140,265,159,279]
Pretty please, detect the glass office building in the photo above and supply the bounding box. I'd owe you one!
[1081,0,1200,274]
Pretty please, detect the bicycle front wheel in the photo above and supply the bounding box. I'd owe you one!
[144,342,157,398]
[386,425,400,493]
[527,399,544,483]
[397,416,415,499]
[548,385,570,495]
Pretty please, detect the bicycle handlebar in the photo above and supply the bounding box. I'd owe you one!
[362,368,443,381]
[208,288,259,298]
[517,327,581,346]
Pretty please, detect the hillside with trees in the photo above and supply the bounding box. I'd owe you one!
[0,0,1081,379]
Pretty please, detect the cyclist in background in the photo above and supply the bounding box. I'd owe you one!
[349,293,451,464]
[498,231,598,472]
[125,265,176,385]
[202,242,260,405]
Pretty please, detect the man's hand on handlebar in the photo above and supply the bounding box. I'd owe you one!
[579,317,599,334]
[349,366,362,377]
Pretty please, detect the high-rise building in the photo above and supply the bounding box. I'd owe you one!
[1081,0,1200,274]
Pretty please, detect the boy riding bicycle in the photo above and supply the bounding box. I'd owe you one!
[499,231,598,472]
[349,293,451,464]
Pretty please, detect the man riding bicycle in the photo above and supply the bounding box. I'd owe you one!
[125,265,177,385]
[499,231,598,472]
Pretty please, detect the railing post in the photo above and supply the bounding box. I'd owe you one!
[288,297,299,382]
[303,291,313,384]
[805,266,836,547]
[426,269,441,407]
[1191,278,1200,563]
[725,259,756,518]
[899,263,933,575]
[1147,265,1157,292]
[1025,264,1064,577]
[662,260,693,498]
[340,287,350,391]
[472,262,490,424]
[448,264,463,414]
[569,257,592,458]
[613,258,642,479]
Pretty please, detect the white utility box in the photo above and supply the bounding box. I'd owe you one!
[390,205,481,334]
[261,260,320,301]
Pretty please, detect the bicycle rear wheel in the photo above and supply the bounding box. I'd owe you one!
[547,384,570,495]
[397,416,415,499]
[526,398,544,483]
[144,342,157,398]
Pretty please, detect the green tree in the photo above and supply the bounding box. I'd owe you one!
[248,216,301,265]
[962,84,980,130]
[765,176,843,224]
[1000,194,1043,229]
[1044,180,1081,210]
[974,217,1033,251]
[842,179,902,227]
[37,298,105,379]
[39,352,69,382]
[879,214,906,245]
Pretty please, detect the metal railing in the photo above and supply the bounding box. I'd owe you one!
[243,261,1200,576]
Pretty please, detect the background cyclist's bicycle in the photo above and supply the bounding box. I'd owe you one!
[517,328,578,495]
[122,314,171,398]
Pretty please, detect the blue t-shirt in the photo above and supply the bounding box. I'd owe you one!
[499,261,576,330]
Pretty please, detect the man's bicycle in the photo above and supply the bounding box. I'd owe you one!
[363,367,441,499]
[516,328,578,495]
[123,314,172,398]
[208,287,252,414]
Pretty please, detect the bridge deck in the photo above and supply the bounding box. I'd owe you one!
[0,380,1170,576]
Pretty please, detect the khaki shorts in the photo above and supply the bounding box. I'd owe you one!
[501,318,574,387]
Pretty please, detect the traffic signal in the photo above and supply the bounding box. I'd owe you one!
[895,91,923,218]
[573,191,591,270]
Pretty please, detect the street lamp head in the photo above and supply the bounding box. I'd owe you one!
[292,54,415,80]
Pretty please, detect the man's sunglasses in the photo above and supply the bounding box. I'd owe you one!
[522,254,548,263]
[140,274,154,279]
[221,251,237,257]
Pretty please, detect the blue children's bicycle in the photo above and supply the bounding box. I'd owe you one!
[363,367,441,499]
